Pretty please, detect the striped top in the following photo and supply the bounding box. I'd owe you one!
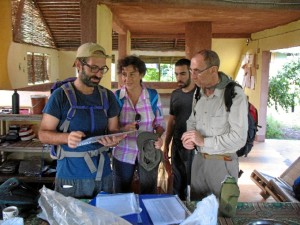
[113,84,165,164]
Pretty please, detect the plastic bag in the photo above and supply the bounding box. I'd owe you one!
[157,160,173,194]
[38,186,131,225]
[180,194,218,225]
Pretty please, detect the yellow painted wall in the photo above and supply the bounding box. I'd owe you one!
[212,38,246,77]
[0,0,12,90]
[7,42,59,89]
[236,20,300,140]
[97,5,113,90]
[7,43,77,89]
[58,50,77,80]
[243,20,300,108]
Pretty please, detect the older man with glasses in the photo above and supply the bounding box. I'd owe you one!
[39,42,125,198]
[181,50,248,201]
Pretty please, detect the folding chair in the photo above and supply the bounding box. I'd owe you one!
[250,156,300,202]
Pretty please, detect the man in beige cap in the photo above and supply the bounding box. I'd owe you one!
[39,42,125,198]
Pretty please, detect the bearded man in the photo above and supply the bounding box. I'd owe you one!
[39,43,125,198]
[163,58,196,200]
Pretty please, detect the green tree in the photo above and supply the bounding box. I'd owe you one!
[160,64,174,81]
[144,64,175,82]
[268,58,300,112]
[144,68,159,81]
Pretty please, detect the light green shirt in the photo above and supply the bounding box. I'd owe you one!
[187,84,248,154]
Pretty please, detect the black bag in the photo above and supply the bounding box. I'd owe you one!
[0,178,40,212]
[195,82,260,157]
[224,82,260,157]
[293,176,300,201]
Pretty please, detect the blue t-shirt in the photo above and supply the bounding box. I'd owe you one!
[43,84,119,179]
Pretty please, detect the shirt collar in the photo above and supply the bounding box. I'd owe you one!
[200,85,223,99]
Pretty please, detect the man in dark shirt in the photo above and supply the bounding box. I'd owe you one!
[163,58,196,200]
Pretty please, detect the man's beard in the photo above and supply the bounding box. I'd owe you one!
[80,70,100,87]
[177,76,191,89]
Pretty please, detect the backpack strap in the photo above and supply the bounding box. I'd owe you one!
[224,81,242,112]
[55,146,110,181]
[115,89,123,109]
[194,86,201,103]
[97,85,108,117]
[60,82,77,132]
[59,82,109,133]
[147,88,162,116]
[115,88,161,116]
[193,86,201,115]
[193,82,242,114]
[51,83,110,180]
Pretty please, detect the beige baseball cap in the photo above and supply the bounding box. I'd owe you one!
[76,42,110,59]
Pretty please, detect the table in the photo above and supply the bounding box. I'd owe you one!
[219,202,300,225]
[25,201,300,225]
[186,201,300,225]
[90,194,191,225]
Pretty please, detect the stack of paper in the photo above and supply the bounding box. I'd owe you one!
[142,196,190,225]
[96,193,139,217]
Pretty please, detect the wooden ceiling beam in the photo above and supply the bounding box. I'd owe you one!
[99,0,300,9]
[112,13,129,34]
[80,0,97,43]
[213,33,251,38]
[131,34,185,39]
[131,33,251,39]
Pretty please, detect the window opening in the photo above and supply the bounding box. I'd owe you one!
[27,52,50,85]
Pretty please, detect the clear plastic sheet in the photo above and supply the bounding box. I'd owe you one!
[180,194,219,225]
[38,186,131,225]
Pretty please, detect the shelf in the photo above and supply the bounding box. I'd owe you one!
[0,114,55,186]
[0,114,42,121]
[0,174,54,183]
[0,140,49,153]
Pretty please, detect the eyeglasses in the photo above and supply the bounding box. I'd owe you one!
[135,113,141,130]
[189,65,213,76]
[81,61,109,74]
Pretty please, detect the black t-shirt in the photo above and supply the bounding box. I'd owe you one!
[169,87,196,140]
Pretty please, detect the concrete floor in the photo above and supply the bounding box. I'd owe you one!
[238,139,300,202]
[162,111,300,203]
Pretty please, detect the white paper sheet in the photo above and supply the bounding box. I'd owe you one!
[78,130,136,146]
[95,193,138,217]
[142,196,189,225]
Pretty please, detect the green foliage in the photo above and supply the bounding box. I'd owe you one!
[266,115,283,139]
[144,67,159,81]
[144,64,175,82]
[160,64,175,81]
[268,58,300,112]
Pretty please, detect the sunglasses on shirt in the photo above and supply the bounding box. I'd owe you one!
[135,113,141,130]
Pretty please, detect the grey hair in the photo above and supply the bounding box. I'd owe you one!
[196,49,220,68]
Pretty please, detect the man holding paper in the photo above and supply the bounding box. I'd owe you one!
[39,43,125,198]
